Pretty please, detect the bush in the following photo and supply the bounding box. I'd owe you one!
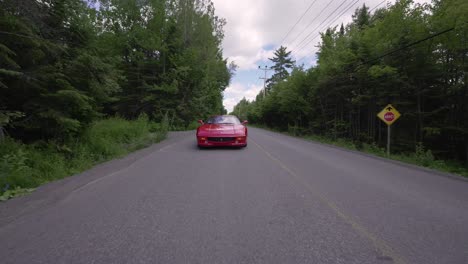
[412,142,435,167]
[186,121,199,130]
[362,143,387,156]
[0,142,36,191]
[0,116,167,199]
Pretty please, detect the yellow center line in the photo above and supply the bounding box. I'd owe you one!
[251,138,407,264]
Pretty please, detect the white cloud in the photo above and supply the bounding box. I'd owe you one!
[213,0,432,109]
[213,0,432,62]
[228,48,275,70]
[223,82,263,112]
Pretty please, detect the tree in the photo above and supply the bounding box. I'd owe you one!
[0,0,120,139]
[231,98,250,121]
[0,0,233,139]
[352,4,370,30]
[266,46,295,91]
[339,23,345,36]
[232,0,468,165]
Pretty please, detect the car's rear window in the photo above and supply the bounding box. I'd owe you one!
[206,116,240,125]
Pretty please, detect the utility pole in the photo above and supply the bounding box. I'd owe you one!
[258,65,272,98]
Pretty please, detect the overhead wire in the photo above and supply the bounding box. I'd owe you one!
[286,0,340,49]
[369,0,387,13]
[292,0,351,54]
[304,25,457,75]
[279,0,320,46]
[352,26,456,69]
[294,0,391,64]
[294,0,361,63]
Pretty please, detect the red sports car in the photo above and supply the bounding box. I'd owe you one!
[196,115,248,148]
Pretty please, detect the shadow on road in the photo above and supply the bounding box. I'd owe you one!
[195,144,247,151]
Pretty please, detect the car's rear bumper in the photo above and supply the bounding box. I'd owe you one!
[197,136,247,147]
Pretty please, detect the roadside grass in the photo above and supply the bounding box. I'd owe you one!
[0,115,168,200]
[250,124,468,178]
[169,120,199,131]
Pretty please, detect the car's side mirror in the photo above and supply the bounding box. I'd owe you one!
[242,120,248,125]
[198,119,204,125]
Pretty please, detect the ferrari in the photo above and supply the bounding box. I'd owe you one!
[196,115,248,148]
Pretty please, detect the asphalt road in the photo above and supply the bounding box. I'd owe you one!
[1,127,467,264]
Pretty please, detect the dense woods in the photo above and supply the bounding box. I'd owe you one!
[0,0,232,195]
[0,0,232,141]
[233,0,468,165]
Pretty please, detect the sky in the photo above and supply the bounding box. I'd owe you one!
[211,0,431,112]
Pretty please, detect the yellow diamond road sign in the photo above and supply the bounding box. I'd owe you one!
[377,104,401,126]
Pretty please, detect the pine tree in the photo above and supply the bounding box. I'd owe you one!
[266,46,295,92]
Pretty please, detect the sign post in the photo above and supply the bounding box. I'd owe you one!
[387,125,391,156]
[377,104,401,156]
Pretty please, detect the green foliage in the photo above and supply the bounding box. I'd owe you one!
[0,0,230,197]
[362,142,387,156]
[0,117,167,200]
[0,187,35,201]
[266,46,295,91]
[0,0,231,141]
[254,124,468,178]
[186,121,200,130]
[0,111,24,140]
[234,0,468,168]
[0,146,34,190]
[83,115,151,158]
[412,142,435,167]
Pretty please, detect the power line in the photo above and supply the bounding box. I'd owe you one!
[353,26,456,68]
[279,0,320,45]
[295,0,359,56]
[369,0,386,13]
[286,0,340,48]
[291,26,457,105]
[294,0,360,62]
[284,0,386,57]
[292,0,350,54]
[294,0,393,63]
[307,25,457,71]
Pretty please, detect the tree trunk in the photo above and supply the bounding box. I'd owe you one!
[334,104,337,140]
[378,119,381,145]
[0,126,4,142]
[465,138,468,167]
[416,84,423,143]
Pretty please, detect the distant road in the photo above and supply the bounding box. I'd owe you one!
[1,128,467,264]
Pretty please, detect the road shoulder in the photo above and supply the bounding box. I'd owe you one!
[250,127,468,183]
[0,131,192,227]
